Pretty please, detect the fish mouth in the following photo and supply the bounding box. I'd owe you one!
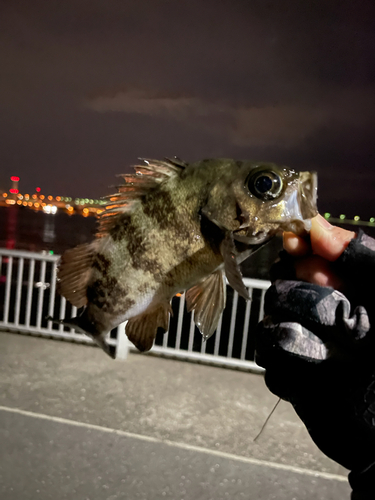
[298,171,318,220]
[279,171,318,235]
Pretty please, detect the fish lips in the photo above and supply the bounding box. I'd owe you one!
[277,170,318,235]
[298,171,318,221]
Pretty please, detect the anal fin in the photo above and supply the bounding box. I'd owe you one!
[185,269,226,340]
[126,302,172,352]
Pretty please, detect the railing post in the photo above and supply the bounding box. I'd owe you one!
[115,321,129,360]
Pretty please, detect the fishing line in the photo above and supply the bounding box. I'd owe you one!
[253,397,281,442]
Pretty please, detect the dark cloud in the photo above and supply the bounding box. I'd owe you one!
[0,0,375,217]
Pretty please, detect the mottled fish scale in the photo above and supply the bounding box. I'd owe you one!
[55,158,318,357]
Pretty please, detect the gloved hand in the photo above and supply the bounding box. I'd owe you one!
[255,215,375,499]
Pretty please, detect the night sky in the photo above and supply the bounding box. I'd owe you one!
[1,0,375,218]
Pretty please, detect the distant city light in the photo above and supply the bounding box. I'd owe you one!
[370,218,375,223]
[6,199,16,205]
[339,214,346,220]
[10,176,20,182]
[2,193,7,197]
[43,205,57,215]
[324,212,331,219]
[9,188,19,194]
[354,215,360,221]
[36,187,41,192]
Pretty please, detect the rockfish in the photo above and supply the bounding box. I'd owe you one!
[56,158,317,357]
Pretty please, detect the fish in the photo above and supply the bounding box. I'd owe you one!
[55,158,318,358]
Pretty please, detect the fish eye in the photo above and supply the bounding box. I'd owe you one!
[246,170,283,200]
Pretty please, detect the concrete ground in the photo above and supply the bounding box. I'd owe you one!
[0,332,351,499]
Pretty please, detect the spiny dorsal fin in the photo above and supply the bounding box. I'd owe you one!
[185,269,227,340]
[97,158,186,237]
[57,241,98,308]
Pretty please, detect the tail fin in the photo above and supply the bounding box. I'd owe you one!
[46,315,116,359]
[57,242,97,308]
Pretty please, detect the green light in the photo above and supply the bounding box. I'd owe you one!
[49,250,54,255]
[84,198,89,203]
[370,218,375,223]
[339,214,345,220]
[75,198,79,204]
[324,212,331,219]
[89,199,93,204]
[354,215,360,221]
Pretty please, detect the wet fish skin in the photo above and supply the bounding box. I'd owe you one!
[57,158,317,356]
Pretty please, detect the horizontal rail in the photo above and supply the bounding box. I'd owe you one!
[242,277,271,289]
[0,248,59,262]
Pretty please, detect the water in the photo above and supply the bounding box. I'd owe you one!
[0,206,96,255]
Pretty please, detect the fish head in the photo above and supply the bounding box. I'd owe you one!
[202,160,318,245]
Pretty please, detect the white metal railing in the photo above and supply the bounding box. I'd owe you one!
[0,248,270,372]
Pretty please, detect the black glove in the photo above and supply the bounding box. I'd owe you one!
[255,231,375,498]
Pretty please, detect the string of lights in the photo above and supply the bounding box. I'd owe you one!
[2,178,374,225]
[323,213,375,227]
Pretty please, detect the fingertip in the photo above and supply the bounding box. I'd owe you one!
[310,215,355,261]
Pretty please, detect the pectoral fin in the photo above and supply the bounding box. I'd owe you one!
[220,232,250,300]
[126,302,172,352]
[185,269,226,340]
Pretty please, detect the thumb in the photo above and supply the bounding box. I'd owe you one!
[310,214,355,262]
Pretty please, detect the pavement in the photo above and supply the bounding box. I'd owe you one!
[0,332,351,500]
